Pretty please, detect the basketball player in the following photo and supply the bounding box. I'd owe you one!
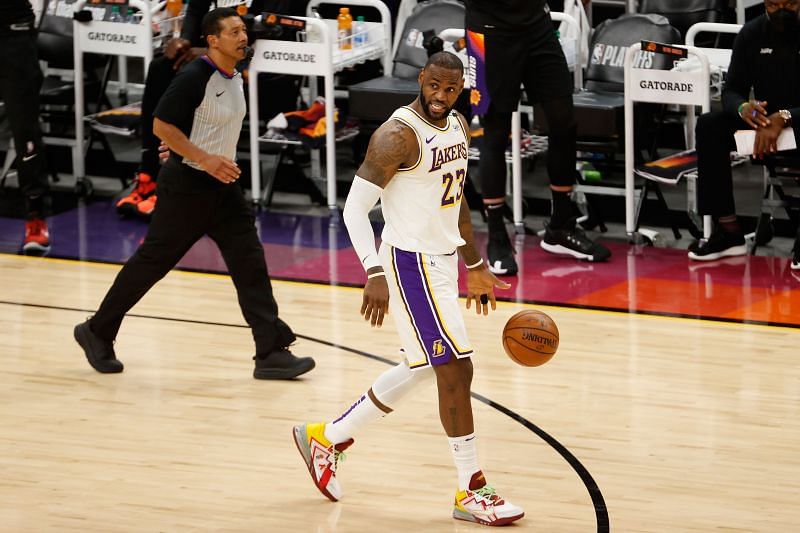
[293,52,524,526]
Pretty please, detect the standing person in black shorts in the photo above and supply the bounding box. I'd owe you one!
[466,0,610,275]
[74,8,315,380]
[0,0,53,255]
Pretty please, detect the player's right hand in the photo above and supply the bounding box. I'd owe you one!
[200,154,241,184]
[361,272,389,327]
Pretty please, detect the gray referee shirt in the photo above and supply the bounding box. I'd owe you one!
[154,55,246,192]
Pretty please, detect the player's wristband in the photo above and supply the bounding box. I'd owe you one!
[466,258,484,270]
[367,271,386,280]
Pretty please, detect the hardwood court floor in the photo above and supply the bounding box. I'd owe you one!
[1,254,798,532]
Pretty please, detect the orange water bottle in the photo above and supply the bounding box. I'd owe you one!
[166,0,183,17]
[337,7,352,50]
[166,0,183,37]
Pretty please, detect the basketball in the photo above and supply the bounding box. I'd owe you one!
[502,310,559,367]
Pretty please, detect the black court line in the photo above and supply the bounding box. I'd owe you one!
[24,253,800,330]
[1,298,610,532]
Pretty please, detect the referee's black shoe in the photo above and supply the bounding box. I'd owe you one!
[253,350,315,380]
[74,320,124,373]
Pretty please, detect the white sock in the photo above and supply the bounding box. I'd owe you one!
[324,393,384,444]
[448,433,480,491]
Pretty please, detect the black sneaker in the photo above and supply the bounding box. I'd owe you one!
[487,234,518,276]
[791,237,800,271]
[541,220,611,262]
[253,350,315,380]
[73,320,124,373]
[688,229,747,261]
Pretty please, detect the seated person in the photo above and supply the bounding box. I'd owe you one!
[689,0,800,265]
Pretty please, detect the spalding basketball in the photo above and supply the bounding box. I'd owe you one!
[502,310,559,367]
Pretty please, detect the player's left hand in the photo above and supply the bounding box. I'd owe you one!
[465,266,510,315]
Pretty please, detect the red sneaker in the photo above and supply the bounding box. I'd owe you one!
[23,218,51,256]
[116,172,156,218]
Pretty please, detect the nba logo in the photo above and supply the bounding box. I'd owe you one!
[591,44,604,65]
[432,339,445,357]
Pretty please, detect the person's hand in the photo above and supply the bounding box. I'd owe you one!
[163,37,190,60]
[173,47,207,70]
[158,141,170,164]
[739,99,770,129]
[752,114,784,159]
[198,153,241,184]
[465,266,511,315]
[361,270,389,327]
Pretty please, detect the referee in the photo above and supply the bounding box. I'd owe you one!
[0,0,52,255]
[74,8,315,380]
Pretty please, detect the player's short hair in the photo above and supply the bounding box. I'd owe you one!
[202,7,240,43]
[424,51,464,75]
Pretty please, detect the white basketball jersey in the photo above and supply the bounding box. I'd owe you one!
[380,106,469,255]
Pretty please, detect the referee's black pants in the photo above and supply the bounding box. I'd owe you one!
[0,29,49,215]
[90,182,296,355]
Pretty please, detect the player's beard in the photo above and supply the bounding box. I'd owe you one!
[419,90,452,121]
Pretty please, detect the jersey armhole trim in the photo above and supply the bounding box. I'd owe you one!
[454,113,470,146]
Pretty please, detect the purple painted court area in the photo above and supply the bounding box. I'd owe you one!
[1,199,799,326]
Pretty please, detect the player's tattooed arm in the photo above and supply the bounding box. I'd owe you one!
[356,120,419,188]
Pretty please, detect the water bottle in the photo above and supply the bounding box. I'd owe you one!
[109,5,123,23]
[353,16,367,48]
[165,0,183,18]
[306,7,323,43]
[124,8,142,24]
[337,7,352,50]
[165,0,184,36]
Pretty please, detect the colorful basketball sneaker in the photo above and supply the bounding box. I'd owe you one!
[292,423,353,502]
[453,471,524,526]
